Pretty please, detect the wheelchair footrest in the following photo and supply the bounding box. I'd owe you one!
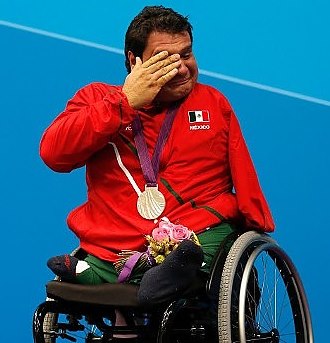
[46,280,140,307]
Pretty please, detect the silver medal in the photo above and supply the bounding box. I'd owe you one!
[137,185,166,220]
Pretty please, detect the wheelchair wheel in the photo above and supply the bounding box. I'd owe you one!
[33,300,116,343]
[42,306,57,343]
[218,231,313,343]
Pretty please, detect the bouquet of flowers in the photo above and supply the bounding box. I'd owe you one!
[115,217,200,282]
[146,217,200,264]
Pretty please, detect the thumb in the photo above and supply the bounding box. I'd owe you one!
[134,56,142,67]
[130,57,141,71]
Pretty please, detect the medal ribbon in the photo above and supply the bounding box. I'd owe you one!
[132,106,179,187]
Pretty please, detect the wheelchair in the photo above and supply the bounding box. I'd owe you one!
[33,230,314,343]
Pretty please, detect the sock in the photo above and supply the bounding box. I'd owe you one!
[137,240,204,307]
[47,254,81,281]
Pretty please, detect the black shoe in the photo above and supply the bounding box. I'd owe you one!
[47,254,79,281]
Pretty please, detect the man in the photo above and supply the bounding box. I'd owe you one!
[41,6,274,306]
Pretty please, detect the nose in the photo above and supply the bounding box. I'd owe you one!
[177,60,189,76]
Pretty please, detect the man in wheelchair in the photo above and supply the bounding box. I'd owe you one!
[40,2,274,298]
[35,5,315,343]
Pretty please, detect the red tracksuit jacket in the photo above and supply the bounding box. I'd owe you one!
[40,82,275,262]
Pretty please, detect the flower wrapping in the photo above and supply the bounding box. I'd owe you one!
[115,217,200,282]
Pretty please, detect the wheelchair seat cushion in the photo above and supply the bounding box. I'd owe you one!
[46,280,139,307]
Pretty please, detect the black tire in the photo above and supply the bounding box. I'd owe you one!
[218,231,313,343]
[42,304,57,343]
[33,300,114,343]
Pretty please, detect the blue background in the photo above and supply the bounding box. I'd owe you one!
[0,1,329,342]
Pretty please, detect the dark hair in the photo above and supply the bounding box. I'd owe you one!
[124,6,193,72]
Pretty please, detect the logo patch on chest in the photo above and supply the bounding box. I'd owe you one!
[188,110,210,123]
[188,110,210,130]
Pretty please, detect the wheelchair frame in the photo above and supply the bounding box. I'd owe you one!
[33,230,314,343]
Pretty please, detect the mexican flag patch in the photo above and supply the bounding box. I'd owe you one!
[188,110,210,123]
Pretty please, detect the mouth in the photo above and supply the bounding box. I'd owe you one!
[167,78,190,86]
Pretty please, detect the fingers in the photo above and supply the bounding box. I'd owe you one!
[152,60,180,81]
[145,53,181,74]
[157,68,179,86]
[142,51,169,68]
[140,51,181,86]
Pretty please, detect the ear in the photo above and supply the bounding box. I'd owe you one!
[127,51,136,70]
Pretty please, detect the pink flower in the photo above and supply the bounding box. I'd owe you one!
[151,225,170,241]
[169,224,191,243]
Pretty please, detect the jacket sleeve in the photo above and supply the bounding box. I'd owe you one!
[40,83,136,172]
[228,111,275,232]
